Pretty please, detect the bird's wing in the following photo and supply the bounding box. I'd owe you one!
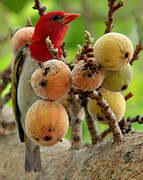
[11,47,27,142]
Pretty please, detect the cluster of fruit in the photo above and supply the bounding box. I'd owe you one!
[72,32,133,124]
[11,27,134,146]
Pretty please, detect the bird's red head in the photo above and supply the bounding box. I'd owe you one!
[29,11,80,62]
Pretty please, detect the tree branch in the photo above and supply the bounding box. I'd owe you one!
[104,0,124,33]
[73,88,123,143]
[101,115,143,139]
[80,97,101,144]
[130,41,143,65]
[124,92,134,101]
[33,0,46,17]
[69,91,82,149]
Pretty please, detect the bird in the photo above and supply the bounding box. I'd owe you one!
[11,11,80,172]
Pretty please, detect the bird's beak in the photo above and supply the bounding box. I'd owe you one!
[62,13,80,24]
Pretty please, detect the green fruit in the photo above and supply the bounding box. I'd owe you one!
[93,32,133,71]
[87,88,126,124]
[102,64,133,92]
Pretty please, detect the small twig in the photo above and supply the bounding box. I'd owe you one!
[33,0,46,17]
[104,0,124,33]
[101,115,143,139]
[26,17,33,27]
[61,42,67,58]
[80,96,101,144]
[74,31,94,64]
[124,92,134,101]
[0,66,12,94]
[130,41,143,65]
[73,88,123,143]
[127,115,143,124]
[69,91,82,149]
[101,128,111,139]
[46,37,60,59]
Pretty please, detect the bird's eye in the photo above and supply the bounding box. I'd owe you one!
[52,15,59,21]
[52,15,63,21]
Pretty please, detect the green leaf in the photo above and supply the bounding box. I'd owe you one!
[3,0,30,13]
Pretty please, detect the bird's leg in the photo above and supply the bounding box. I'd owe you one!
[33,144,42,172]
[25,137,34,172]
[25,136,42,172]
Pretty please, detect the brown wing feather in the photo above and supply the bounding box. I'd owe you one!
[11,48,27,142]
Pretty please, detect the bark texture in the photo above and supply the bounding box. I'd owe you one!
[0,111,143,180]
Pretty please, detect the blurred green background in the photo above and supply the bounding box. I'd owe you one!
[0,0,143,142]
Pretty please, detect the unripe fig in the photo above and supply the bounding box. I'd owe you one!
[11,27,34,55]
[103,64,133,92]
[25,100,69,146]
[93,32,133,71]
[31,60,71,100]
[71,60,104,92]
[87,88,126,124]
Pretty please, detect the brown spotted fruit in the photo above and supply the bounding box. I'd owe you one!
[11,27,34,55]
[71,60,104,92]
[31,60,71,100]
[87,88,126,124]
[93,32,133,71]
[25,99,69,146]
[103,64,133,92]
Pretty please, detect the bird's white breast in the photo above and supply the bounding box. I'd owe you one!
[17,49,40,129]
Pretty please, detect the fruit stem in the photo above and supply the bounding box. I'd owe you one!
[80,97,102,144]
[69,92,83,149]
[130,41,143,65]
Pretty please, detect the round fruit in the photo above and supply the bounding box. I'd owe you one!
[31,60,71,100]
[25,100,69,146]
[103,64,133,92]
[11,27,34,55]
[87,88,126,124]
[93,32,134,71]
[71,60,104,92]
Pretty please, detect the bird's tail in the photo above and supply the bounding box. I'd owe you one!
[25,136,42,172]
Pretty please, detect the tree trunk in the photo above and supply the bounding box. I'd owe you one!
[0,125,143,180]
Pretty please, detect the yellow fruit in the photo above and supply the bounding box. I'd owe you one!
[25,100,69,146]
[11,27,34,55]
[103,64,133,92]
[31,60,71,100]
[87,88,126,124]
[93,32,133,71]
[71,60,104,92]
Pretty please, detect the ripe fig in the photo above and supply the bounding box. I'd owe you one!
[25,100,69,146]
[71,60,104,92]
[11,27,34,55]
[31,60,71,100]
